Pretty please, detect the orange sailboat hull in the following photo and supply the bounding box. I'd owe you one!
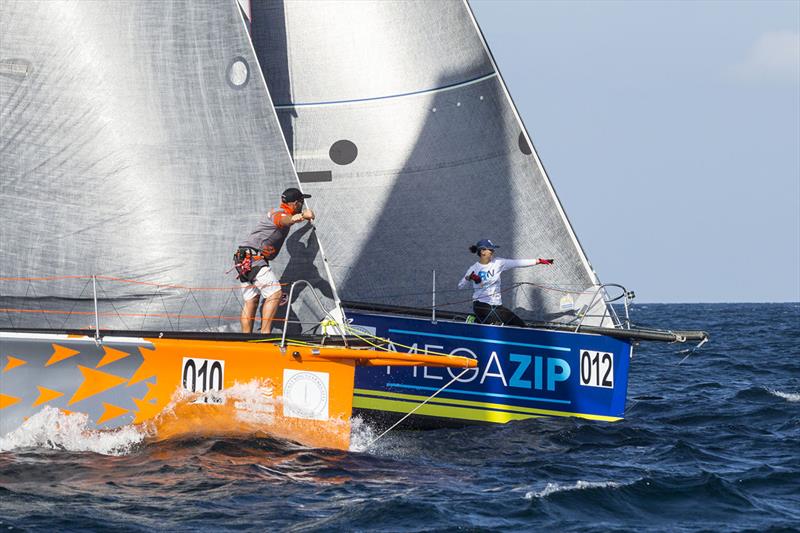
[0,332,474,449]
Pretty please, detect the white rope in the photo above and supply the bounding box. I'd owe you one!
[678,336,709,365]
[362,367,472,450]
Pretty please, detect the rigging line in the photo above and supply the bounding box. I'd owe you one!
[158,287,175,331]
[0,308,251,321]
[217,288,236,331]
[273,72,497,109]
[26,281,53,330]
[678,337,708,365]
[342,326,393,352]
[59,277,92,330]
[140,286,158,331]
[362,367,472,451]
[343,324,459,358]
[188,288,212,331]
[0,275,91,282]
[352,279,600,310]
[96,278,130,331]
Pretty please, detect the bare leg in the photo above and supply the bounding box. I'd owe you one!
[260,291,282,334]
[240,297,259,333]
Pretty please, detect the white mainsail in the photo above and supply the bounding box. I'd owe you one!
[250,0,615,326]
[0,0,338,333]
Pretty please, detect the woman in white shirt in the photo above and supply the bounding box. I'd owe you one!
[458,239,553,327]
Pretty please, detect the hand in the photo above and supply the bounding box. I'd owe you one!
[291,213,305,223]
[468,271,482,283]
[302,208,315,221]
[537,258,554,265]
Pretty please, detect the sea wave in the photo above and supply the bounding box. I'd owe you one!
[525,480,621,499]
[769,389,800,402]
[0,406,145,456]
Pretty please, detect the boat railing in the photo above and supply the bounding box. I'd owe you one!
[573,283,635,332]
[280,279,347,348]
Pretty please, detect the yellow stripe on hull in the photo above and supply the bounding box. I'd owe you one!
[353,388,621,422]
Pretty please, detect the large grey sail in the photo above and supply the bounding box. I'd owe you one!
[0,0,337,333]
[250,0,614,326]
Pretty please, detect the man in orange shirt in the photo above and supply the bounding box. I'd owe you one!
[234,188,315,333]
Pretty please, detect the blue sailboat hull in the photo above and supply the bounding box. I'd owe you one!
[350,312,632,425]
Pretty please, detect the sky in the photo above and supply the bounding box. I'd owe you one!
[471,0,800,303]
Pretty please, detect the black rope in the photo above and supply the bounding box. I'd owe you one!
[188,289,212,331]
[96,278,130,331]
[217,288,237,331]
[26,281,53,330]
[159,289,175,331]
[58,277,92,330]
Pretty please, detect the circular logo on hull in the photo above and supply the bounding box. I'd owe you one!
[283,371,329,420]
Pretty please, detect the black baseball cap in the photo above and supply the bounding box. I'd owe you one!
[281,187,312,203]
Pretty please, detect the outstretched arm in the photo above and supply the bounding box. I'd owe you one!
[277,208,315,227]
[498,258,554,273]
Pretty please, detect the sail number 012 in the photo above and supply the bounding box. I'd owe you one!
[579,350,614,388]
[181,357,224,393]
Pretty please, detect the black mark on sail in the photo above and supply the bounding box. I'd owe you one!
[518,132,532,155]
[329,140,358,165]
[297,171,333,183]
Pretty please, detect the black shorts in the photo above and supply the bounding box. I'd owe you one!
[473,301,526,327]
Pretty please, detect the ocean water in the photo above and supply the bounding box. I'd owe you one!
[1,303,798,532]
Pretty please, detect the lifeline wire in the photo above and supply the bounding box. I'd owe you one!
[362,367,472,450]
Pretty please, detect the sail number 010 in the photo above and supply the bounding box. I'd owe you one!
[181,357,224,393]
[579,350,614,388]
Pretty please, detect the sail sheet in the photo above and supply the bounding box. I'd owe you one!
[0,0,337,333]
[250,0,614,326]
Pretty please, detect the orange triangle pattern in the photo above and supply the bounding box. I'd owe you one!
[96,347,130,369]
[68,366,127,405]
[97,402,130,425]
[45,344,81,367]
[132,395,161,424]
[32,386,65,407]
[3,356,27,373]
[127,362,156,388]
[0,394,21,410]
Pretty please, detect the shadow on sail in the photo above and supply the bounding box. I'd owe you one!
[253,0,588,323]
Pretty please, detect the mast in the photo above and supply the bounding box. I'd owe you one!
[236,2,347,325]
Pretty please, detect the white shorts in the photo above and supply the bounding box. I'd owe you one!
[241,266,281,301]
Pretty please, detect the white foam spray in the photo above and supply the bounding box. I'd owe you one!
[348,416,378,452]
[0,406,146,456]
[769,389,800,402]
[525,480,621,499]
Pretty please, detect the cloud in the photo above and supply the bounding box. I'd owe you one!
[730,30,800,84]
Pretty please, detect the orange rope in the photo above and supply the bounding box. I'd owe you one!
[0,308,287,322]
[95,275,290,291]
[0,275,92,282]
[0,274,290,291]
